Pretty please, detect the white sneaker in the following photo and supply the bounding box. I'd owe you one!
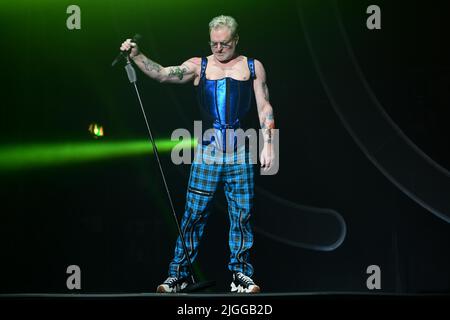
[156,277,189,293]
[230,272,260,293]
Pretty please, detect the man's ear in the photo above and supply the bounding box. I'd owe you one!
[235,35,239,45]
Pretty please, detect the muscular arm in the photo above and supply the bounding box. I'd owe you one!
[253,59,275,145]
[131,54,200,84]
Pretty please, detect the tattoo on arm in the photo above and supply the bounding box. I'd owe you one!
[265,128,272,144]
[261,109,275,144]
[261,126,273,144]
[264,110,275,128]
[168,66,188,80]
[142,58,162,73]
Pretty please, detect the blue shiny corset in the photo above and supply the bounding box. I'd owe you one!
[196,57,256,152]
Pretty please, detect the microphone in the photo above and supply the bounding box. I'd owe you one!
[111,33,142,67]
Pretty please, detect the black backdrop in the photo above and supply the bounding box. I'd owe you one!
[0,0,449,294]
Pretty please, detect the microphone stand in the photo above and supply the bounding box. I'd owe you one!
[121,56,215,293]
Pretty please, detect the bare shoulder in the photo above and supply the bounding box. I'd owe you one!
[185,57,202,65]
[253,59,265,70]
[182,57,202,74]
[252,59,267,79]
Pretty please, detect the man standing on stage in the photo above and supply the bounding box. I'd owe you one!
[120,15,276,293]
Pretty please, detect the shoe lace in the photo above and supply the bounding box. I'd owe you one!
[165,277,179,286]
[236,273,254,285]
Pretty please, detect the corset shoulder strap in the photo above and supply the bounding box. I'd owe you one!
[247,57,256,79]
[200,57,208,78]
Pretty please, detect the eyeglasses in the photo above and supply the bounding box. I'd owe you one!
[208,39,235,49]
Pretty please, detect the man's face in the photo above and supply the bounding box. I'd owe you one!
[209,27,237,62]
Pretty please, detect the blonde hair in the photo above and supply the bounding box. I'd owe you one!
[208,15,239,38]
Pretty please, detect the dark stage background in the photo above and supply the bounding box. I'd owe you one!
[0,0,449,294]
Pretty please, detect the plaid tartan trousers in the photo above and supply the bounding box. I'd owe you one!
[168,144,255,279]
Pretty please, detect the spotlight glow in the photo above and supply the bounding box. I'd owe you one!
[89,123,104,138]
[0,139,197,172]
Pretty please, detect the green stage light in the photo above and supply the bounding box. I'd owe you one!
[0,138,197,172]
[89,123,104,139]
